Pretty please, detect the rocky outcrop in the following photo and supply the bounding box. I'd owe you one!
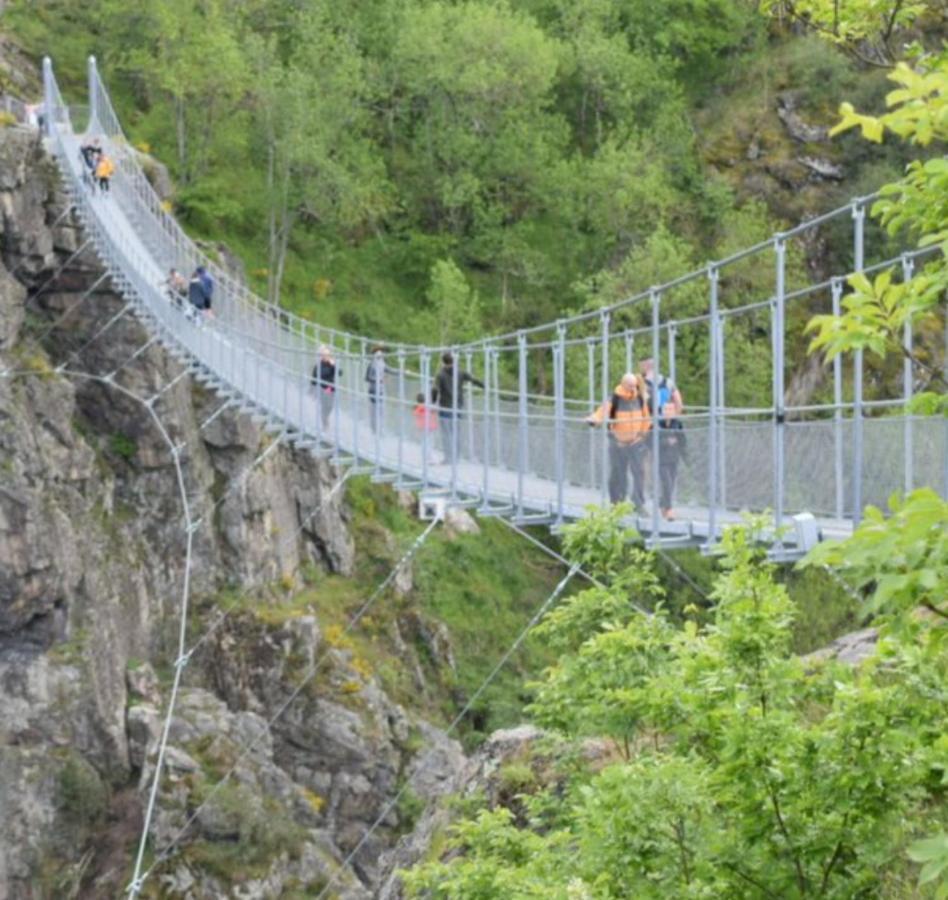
[0,120,462,897]
[776,92,830,144]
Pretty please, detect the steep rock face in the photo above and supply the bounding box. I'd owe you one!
[0,122,460,897]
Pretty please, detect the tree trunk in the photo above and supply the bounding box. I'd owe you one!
[174,96,188,183]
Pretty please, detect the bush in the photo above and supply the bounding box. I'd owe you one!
[57,754,108,827]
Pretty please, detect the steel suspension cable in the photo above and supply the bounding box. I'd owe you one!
[130,515,442,895]
[655,549,711,603]
[314,561,581,900]
[500,517,654,617]
[183,469,353,663]
[0,362,196,900]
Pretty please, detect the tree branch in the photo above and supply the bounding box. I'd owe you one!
[921,600,948,621]
[768,782,809,896]
[722,861,781,899]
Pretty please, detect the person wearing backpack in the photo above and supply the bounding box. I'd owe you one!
[586,372,651,510]
[197,266,215,319]
[640,358,685,520]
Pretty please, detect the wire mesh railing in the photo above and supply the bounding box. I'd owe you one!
[41,55,948,551]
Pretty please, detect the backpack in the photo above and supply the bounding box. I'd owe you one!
[646,376,671,415]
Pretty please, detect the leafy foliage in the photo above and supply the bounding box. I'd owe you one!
[806,51,947,400]
[760,0,937,66]
[405,517,948,897]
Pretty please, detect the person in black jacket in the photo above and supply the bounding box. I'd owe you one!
[311,345,339,429]
[187,269,208,324]
[432,352,484,464]
[79,137,102,191]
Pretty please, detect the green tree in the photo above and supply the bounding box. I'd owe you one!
[426,258,482,345]
[117,0,247,184]
[806,51,947,410]
[405,520,947,897]
[248,9,389,303]
[761,0,938,67]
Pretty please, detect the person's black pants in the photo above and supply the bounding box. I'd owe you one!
[99,177,110,192]
[439,411,459,462]
[608,439,647,509]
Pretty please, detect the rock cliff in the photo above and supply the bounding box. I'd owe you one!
[0,122,463,898]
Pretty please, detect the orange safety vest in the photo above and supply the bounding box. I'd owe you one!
[96,157,115,179]
[413,404,438,432]
[590,384,651,444]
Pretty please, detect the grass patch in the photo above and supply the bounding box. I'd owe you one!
[108,431,137,462]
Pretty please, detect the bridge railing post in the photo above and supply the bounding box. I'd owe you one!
[517,332,528,518]
[332,341,342,463]
[586,338,596,489]
[396,347,406,487]
[599,311,611,510]
[852,201,866,523]
[716,311,727,510]
[356,338,366,464]
[465,349,475,461]
[42,57,54,136]
[773,236,787,551]
[299,340,308,448]
[451,345,460,500]
[421,351,431,492]
[831,278,845,519]
[705,265,720,551]
[650,288,661,541]
[480,343,493,512]
[901,255,915,494]
[491,345,502,476]
[554,322,567,524]
[667,322,677,385]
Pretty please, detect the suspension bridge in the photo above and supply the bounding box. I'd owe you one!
[40,57,947,561]
[21,55,947,900]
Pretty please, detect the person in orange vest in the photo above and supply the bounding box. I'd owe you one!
[413,392,439,462]
[586,372,651,509]
[95,153,115,193]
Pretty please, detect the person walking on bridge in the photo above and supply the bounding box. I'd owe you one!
[79,137,102,190]
[95,152,115,193]
[432,352,484,464]
[197,266,214,319]
[365,346,395,434]
[640,358,685,520]
[586,372,651,510]
[187,268,209,323]
[311,345,339,429]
